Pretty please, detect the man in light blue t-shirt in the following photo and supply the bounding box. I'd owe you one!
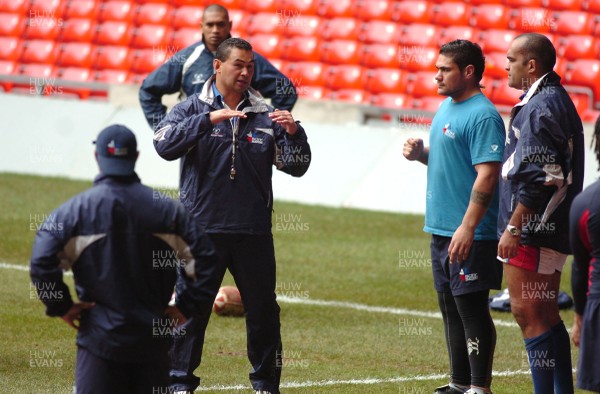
[403,40,505,394]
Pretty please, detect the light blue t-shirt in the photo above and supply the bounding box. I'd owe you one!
[424,93,505,240]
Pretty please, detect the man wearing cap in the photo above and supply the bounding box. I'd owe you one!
[139,3,297,130]
[154,37,311,394]
[30,125,218,393]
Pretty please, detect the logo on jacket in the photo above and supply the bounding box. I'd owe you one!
[210,128,224,138]
[246,132,264,144]
[191,73,206,85]
[107,140,128,156]
[442,123,455,139]
[460,268,478,282]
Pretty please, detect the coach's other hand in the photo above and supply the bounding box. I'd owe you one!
[403,138,424,161]
[269,109,297,135]
[61,301,95,330]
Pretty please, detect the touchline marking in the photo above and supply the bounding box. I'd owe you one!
[1,262,516,328]
[196,370,534,391]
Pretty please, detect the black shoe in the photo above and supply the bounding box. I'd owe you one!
[434,384,466,394]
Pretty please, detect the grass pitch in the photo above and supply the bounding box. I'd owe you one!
[0,172,587,393]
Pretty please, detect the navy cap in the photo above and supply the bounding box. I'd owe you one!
[94,124,138,176]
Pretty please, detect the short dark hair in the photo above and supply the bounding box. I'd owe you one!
[215,37,253,62]
[203,4,229,19]
[439,40,485,83]
[514,33,556,74]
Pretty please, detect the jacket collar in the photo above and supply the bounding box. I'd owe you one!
[514,71,561,108]
[198,75,270,114]
[94,173,141,185]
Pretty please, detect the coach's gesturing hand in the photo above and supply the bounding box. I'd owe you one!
[61,301,95,330]
[209,109,247,125]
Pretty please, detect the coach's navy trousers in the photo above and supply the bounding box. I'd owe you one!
[169,233,282,394]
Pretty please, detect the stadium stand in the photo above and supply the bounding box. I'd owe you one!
[0,0,598,120]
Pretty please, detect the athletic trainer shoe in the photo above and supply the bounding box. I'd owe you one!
[465,389,493,394]
[173,391,192,394]
[434,384,466,394]
[255,391,272,394]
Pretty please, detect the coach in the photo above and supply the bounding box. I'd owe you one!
[30,125,218,393]
[139,4,297,130]
[153,37,311,394]
[498,33,584,394]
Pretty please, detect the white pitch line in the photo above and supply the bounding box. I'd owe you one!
[1,261,517,328]
[196,370,533,391]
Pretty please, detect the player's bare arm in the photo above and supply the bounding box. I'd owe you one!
[448,162,501,263]
[403,138,429,165]
[269,109,297,135]
[209,109,247,125]
[497,202,535,259]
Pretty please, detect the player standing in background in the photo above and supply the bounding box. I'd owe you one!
[153,37,311,394]
[403,40,505,394]
[497,33,584,394]
[30,125,218,393]
[139,4,297,130]
[570,115,600,394]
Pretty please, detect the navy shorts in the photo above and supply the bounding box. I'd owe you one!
[577,295,600,393]
[431,234,502,296]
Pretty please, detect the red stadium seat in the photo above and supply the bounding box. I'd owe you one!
[94,69,129,84]
[511,8,551,32]
[431,3,471,27]
[485,51,508,79]
[479,29,517,53]
[57,42,94,68]
[135,3,171,26]
[318,0,354,18]
[170,28,202,49]
[399,46,437,72]
[320,40,363,65]
[582,108,600,123]
[329,89,369,104]
[392,0,433,24]
[400,24,440,47]
[0,37,22,61]
[559,35,599,60]
[284,15,322,37]
[245,0,279,13]
[407,71,438,98]
[325,65,365,91]
[0,0,28,14]
[439,26,478,44]
[282,0,319,16]
[246,12,280,36]
[364,68,408,94]
[20,39,58,64]
[25,18,62,40]
[18,63,55,95]
[95,21,133,46]
[131,48,166,74]
[490,79,522,107]
[360,43,400,69]
[543,0,584,10]
[470,4,511,29]
[554,57,567,76]
[569,92,591,115]
[54,67,92,98]
[282,36,320,62]
[505,0,543,6]
[551,11,594,35]
[94,45,132,70]
[60,18,96,42]
[416,95,445,112]
[565,59,600,100]
[321,17,360,41]
[131,25,170,49]
[354,0,394,21]
[269,59,286,73]
[98,1,134,23]
[248,34,284,59]
[359,21,402,44]
[0,60,16,91]
[585,0,600,12]
[285,61,326,87]
[30,0,65,18]
[229,10,249,36]
[64,0,98,20]
[0,13,26,37]
[371,93,413,109]
[172,6,202,29]
[19,63,53,77]
[298,85,328,100]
